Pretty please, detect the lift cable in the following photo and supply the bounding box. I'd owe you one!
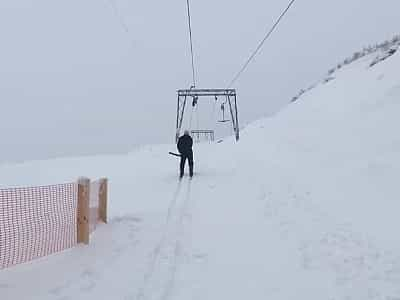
[227,0,297,88]
[106,0,136,47]
[186,0,197,88]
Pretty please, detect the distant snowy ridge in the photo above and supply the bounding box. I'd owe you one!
[291,34,400,103]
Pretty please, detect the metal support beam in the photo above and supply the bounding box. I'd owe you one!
[227,95,236,134]
[178,89,236,97]
[234,94,240,141]
[176,95,188,142]
[175,95,180,142]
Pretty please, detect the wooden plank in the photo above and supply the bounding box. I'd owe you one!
[99,178,108,224]
[77,177,90,244]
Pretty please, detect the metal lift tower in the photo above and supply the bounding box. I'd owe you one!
[176,89,239,143]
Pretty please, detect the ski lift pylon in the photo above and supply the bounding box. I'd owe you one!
[175,89,240,143]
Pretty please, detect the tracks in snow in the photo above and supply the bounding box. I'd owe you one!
[136,179,193,300]
[263,184,400,299]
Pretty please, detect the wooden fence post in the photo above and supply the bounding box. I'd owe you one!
[77,177,90,245]
[99,178,108,224]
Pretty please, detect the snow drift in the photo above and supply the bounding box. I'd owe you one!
[1,43,400,300]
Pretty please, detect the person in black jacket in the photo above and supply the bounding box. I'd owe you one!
[177,130,194,178]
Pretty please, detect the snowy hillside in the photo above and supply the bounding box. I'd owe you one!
[291,34,400,103]
[1,45,400,299]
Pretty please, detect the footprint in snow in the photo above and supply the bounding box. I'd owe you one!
[0,283,10,289]
[79,281,96,293]
[49,281,72,296]
[193,253,208,262]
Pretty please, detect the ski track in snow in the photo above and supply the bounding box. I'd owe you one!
[263,180,400,299]
[136,178,194,300]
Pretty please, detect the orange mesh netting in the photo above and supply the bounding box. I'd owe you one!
[0,183,77,269]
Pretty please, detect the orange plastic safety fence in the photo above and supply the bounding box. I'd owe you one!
[0,183,77,269]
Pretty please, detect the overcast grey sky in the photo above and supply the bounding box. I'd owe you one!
[0,0,399,163]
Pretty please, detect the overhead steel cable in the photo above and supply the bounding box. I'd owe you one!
[186,0,197,88]
[106,0,136,47]
[227,0,297,88]
[107,0,130,34]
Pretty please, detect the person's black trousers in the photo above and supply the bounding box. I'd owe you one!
[180,153,194,177]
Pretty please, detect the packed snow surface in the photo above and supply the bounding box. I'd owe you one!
[1,50,400,300]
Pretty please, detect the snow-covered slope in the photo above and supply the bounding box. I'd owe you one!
[1,47,400,300]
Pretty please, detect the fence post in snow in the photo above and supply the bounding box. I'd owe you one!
[99,178,108,224]
[77,177,90,245]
